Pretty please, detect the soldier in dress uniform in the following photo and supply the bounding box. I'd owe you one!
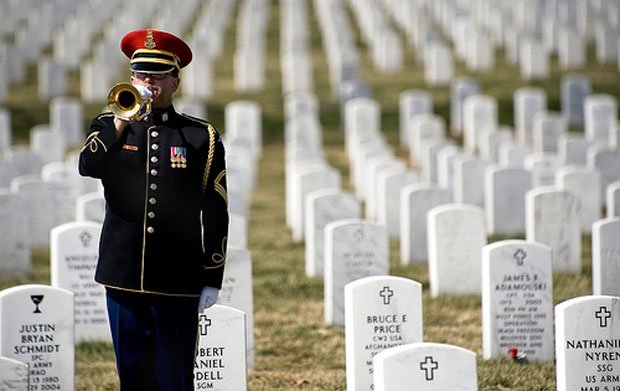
[78,29,228,390]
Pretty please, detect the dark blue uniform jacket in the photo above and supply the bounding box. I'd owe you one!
[79,107,229,296]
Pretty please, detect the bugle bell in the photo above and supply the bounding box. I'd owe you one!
[107,83,153,121]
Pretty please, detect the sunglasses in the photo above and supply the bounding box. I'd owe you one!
[132,72,172,81]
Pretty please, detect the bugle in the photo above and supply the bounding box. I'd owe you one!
[107,83,153,121]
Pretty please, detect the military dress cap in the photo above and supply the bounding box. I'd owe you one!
[121,29,192,74]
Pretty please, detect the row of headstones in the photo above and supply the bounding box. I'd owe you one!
[0,0,249,103]
[3,276,617,390]
[344,273,620,390]
[234,0,270,93]
[0,96,264,389]
[297,178,620,389]
[0,284,249,391]
[312,0,363,99]
[0,96,262,373]
[346,0,404,73]
[411,0,620,83]
[283,70,620,390]
[346,93,620,255]
[402,75,615,158]
[280,0,315,96]
[310,190,620,321]
[0,98,85,156]
[180,0,238,100]
[310,0,620,87]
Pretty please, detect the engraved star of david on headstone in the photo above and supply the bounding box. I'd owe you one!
[595,306,612,328]
[420,356,439,381]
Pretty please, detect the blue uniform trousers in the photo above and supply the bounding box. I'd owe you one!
[106,289,200,391]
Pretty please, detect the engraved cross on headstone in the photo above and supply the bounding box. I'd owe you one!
[379,286,394,305]
[353,228,366,243]
[513,249,526,266]
[79,231,93,247]
[595,306,612,328]
[199,315,212,336]
[420,356,439,381]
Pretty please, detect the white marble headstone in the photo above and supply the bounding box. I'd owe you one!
[304,189,361,278]
[324,219,389,325]
[399,89,433,148]
[592,218,620,296]
[556,165,602,232]
[449,77,480,136]
[373,342,477,391]
[427,203,487,297]
[453,155,489,207]
[514,87,547,146]
[526,187,581,273]
[291,166,341,242]
[485,165,532,236]
[0,190,30,277]
[195,304,247,391]
[588,148,620,196]
[555,295,620,391]
[10,175,56,247]
[345,276,423,391]
[42,162,83,226]
[607,181,620,218]
[561,74,591,127]
[376,170,419,239]
[50,222,109,342]
[482,240,554,361]
[400,183,452,264]
[75,191,105,223]
[0,285,74,391]
[584,94,618,148]
[558,134,591,166]
[462,95,498,153]
[217,246,254,368]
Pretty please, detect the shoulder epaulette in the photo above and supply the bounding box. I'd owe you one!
[96,112,115,120]
[180,112,211,128]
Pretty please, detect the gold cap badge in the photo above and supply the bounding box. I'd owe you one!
[144,30,156,49]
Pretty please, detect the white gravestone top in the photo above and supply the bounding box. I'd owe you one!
[216,247,255,369]
[50,222,110,342]
[324,219,389,325]
[555,295,620,391]
[345,276,423,391]
[195,304,247,391]
[591,218,620,296]
[304,189,361,278]
[373,342,478,391]
[0,284,75,391]
[0,190,30,278]
[482,240,554,362]
[427,203,487,297]
[526,187,581,273]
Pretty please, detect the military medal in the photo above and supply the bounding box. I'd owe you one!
[170,146,187,168]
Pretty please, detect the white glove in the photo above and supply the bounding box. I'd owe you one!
[198,286,219,313]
